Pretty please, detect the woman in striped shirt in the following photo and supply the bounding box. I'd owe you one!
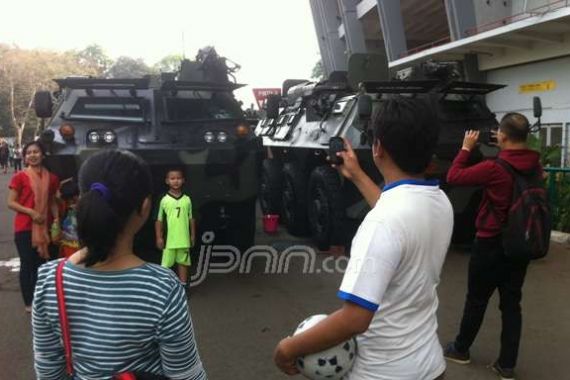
[32,150,207,380]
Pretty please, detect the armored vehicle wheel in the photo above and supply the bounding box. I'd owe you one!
[34,91,53,118]
[282,163,310,236]
[230,197,257,253]
[308,166,344,251]
[259,159,283,215]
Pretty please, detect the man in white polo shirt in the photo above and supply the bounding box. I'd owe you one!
[274,96,453,380]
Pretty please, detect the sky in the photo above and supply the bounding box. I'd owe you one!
[0,0,321,107]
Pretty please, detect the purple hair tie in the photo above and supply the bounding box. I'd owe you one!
[90,182,112,202]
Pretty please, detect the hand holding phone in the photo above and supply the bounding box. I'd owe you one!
[329,137,346,165]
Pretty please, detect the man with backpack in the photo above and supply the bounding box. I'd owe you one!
[444,112,549,380]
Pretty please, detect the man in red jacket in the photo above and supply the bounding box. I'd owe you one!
[443,113,541,380]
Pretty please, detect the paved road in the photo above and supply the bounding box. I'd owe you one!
[0,172,568,379]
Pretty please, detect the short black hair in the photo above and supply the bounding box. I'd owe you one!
[500,113,529,143]
[165,167,185,178]
[371,96,439,174]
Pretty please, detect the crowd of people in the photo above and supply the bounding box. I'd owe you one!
[6,97,545,379]
[0,139,23,174]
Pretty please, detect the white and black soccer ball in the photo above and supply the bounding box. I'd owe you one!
[293,314,357,380]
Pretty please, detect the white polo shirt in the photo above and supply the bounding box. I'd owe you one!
[339,179,453,380]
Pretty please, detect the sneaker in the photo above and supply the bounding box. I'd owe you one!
[491,361,515,380]
[443,342,471,364]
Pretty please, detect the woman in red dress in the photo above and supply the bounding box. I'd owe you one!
[7,141,59,312]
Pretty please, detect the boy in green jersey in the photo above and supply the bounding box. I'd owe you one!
[155,169,196,285]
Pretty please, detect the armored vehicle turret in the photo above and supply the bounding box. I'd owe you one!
[256,58,505,250]
[34,48,261,253]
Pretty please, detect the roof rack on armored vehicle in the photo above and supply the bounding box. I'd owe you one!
[54,77,151,90]
[440,81,506,96]
[359,80,506,97]
[160,80,246,92]
[360,80,439,94]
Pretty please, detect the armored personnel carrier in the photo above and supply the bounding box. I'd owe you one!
[34,47,261,252]
[256,59,505,250]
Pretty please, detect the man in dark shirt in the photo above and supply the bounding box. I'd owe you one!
[443,113,542,380]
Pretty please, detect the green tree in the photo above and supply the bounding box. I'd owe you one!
[153,54,183,73]
[76,44,113,76]
[106,56,154,78]
[311,59,325,81]
[0,44,97,144]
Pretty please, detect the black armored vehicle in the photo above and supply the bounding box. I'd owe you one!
[256,59,505,250]
[34,47,261,251]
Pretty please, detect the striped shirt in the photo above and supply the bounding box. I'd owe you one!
[32,259,207,380]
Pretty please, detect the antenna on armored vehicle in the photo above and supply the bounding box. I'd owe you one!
[181,31,186,59]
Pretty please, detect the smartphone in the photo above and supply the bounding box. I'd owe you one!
[489,127,498,145]
[329,137,346,165]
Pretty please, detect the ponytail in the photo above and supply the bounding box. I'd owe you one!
[77,190,121,267]
[76,150,152,267]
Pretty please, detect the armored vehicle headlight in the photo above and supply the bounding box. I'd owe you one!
[103,131,116,144]
[217,131,228,143]
[88,131,100,144]
[204,131,215,143]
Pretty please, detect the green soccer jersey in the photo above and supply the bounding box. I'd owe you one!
[157,193,193,249]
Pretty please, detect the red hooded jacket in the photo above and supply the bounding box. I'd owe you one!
[447,148,542,238]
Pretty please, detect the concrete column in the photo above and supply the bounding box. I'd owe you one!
[445,0,477,40]
[309,0,348,76]
[338,0,367,55]
[375,0,408,61]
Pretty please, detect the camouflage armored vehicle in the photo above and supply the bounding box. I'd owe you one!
[255,58,506,250]
[34,47,261,252]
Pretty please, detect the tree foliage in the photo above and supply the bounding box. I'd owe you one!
[0,44,185,143]
[0,44,98,143]
[76,44,112,76]
[153,54,184,73]
[311,59,325,81]
[106,56,154,78]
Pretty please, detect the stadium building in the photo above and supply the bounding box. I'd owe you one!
[309,0,570,166]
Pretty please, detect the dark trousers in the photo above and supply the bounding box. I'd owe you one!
[454,237,529,369]
[14,231,45,306]
[13,158,22,171]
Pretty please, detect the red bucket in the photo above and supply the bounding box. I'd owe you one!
[262,214,280,234]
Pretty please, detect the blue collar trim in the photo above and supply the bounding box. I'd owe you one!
[382,179,440,192]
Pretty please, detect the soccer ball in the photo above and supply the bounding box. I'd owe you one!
[293,314,357,380]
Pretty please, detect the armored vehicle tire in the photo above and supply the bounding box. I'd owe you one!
[308,166,344,251]
[34,91,53,118]
[282,163,310,236]
[259,159,283,215]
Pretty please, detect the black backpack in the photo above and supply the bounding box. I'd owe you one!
[495,158,552,261]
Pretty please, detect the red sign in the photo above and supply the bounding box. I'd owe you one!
[252,88,281,109]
